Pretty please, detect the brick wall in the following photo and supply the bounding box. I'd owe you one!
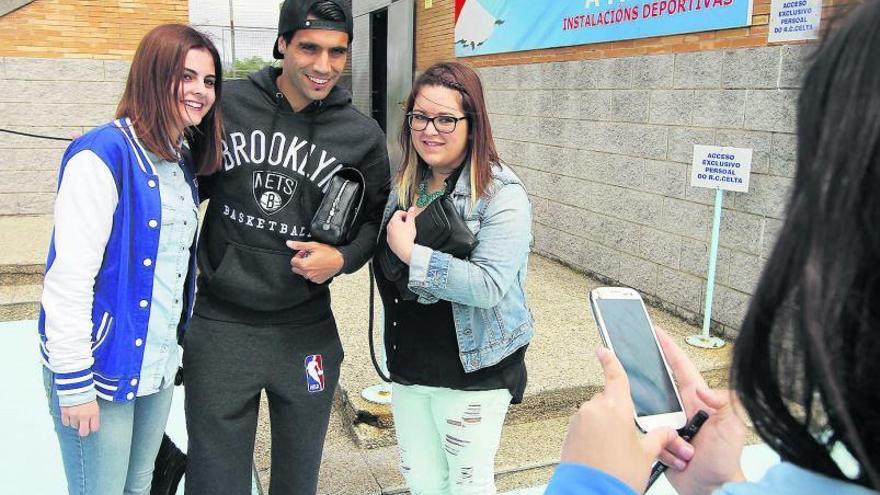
[0,1,180,215]
[414,0,455,72]
[0,0,189,59]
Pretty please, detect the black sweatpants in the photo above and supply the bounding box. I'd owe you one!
[183,314,343,495]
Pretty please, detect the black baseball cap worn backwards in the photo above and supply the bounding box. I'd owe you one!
[273,0,354,60]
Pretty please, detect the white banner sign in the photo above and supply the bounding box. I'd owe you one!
[690,145,752,193]
[768,0,821,42]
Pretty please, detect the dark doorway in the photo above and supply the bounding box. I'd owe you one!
[370,8,388,132]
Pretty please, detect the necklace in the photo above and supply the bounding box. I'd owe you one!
[416,180,445,208]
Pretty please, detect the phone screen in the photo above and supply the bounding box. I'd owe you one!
[595,298,681,416]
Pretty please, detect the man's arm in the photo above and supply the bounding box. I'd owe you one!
[336,144,391,273]
[287,140,391,283]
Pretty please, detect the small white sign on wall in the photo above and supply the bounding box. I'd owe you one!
[690,145,752,193]
[768,0,822,42]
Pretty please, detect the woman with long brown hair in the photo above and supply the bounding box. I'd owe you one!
[377,61,533,494]
[37,24,222,494]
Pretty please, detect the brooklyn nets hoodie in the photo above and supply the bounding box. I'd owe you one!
[194,66,390,325]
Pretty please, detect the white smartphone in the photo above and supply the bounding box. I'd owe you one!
[589,287,687,432]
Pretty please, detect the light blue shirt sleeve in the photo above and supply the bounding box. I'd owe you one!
[715,463,877,495]
[545,463,638,495]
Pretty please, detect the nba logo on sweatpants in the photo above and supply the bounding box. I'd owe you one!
[304,354,325,393]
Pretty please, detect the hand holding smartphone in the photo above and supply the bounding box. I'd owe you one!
[589,287,686,432]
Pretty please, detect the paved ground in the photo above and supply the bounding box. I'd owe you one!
[1,214,745,494]
[0,215,50,267]
[1,319,781,495]
[266,254,732,493]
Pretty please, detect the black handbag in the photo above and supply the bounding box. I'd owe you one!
[414,194,477,259]
[309,167,365,245]
[150,434,186,495]
[378,192,478,300]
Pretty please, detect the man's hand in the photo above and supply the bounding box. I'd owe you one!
[560,347,680,494]
[61,400,100,437]
[286,241,344,284]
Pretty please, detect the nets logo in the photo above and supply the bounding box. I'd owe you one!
[304,354,325,393]
[253,171,297,216]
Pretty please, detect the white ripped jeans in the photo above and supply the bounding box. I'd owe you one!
[391,382,512,495]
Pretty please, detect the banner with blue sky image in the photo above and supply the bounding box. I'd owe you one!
[453,0,753,57]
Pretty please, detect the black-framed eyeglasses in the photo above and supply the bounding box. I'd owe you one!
[406,112,468,134]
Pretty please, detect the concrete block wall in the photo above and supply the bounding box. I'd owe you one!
[0,57,128,215]
[480,44,812,335]
[0,0,187,214]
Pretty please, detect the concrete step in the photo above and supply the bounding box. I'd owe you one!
[330,256,732,450]
[0,300,40,321]
[0,215,51,321]
[0,264,44,321]
[0,215,52,266]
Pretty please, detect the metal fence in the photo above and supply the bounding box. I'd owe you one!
[191,23,352,87]
[192,24,278,79]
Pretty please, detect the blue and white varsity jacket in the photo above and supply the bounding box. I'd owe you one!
[38,118,199,406]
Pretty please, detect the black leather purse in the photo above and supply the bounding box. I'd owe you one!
[378,192,478,299]
[414,194,477,258]
[151,434,186,495]
[310,167,365,245]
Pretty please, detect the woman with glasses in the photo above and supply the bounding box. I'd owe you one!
[376,61,533,494]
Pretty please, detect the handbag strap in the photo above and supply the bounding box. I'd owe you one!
[368,261,392,383]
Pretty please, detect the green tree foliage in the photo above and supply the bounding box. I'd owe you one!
[225,56,271,79]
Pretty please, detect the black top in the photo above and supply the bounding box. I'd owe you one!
[375,233,527,403]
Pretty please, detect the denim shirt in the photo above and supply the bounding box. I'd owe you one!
[137,148,197,396]
[380,162,534,373]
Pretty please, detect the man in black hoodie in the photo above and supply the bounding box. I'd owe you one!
[183,1,390,493]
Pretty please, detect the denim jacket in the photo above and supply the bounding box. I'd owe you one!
[380,162,533,373]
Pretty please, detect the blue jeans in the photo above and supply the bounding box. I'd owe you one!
[44,367,174,495]
[391,383,512,495]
